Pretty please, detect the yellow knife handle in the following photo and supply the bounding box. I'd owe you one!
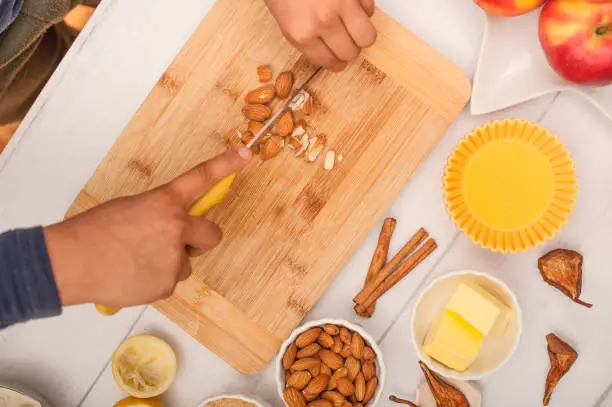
[96,172,237,315]
[188,172,237,216]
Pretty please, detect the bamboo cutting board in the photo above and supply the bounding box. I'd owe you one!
[67,0,470,374]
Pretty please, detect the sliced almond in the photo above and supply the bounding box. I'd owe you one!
[306,134,326,163]
[324,150,335,170]
[257,65,272,83]
[289,90,311,112]
[291,120,308,138]
[296,133,310,158]
[304,96,313,116]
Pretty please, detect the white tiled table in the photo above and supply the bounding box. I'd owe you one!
[1,1,611,406]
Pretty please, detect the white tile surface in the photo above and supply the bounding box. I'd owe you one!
[1,0,611,406]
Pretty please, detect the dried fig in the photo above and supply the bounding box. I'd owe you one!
[538,249,592,308]
[544,333,578,406]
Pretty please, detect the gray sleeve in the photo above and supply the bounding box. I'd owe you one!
[0,0,22,34]
[0,227,62,328]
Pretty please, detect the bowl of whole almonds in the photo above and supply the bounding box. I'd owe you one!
[277,319,385,407]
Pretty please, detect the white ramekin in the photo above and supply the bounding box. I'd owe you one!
[411,270,523,381]
[196,394,266,407]
[276,318,385,407]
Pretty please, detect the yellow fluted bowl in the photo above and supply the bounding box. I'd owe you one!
[443,119,577,254]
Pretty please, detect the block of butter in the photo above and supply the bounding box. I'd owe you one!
[423,310,484,371]
[446,282,513,336]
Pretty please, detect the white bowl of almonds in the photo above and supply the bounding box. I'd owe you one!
[276,319,385,407]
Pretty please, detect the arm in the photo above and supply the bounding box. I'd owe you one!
[264,0,377,72]
[0,148,251,328]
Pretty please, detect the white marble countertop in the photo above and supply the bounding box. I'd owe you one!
[1,0,612,406]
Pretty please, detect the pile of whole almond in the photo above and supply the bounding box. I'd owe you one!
[239,66,338,169]
[282,324,379,407]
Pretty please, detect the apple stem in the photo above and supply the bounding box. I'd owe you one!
[596,24,612,36]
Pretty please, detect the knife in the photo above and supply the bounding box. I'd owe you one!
[188,66,323,216]
[96,67,323,315]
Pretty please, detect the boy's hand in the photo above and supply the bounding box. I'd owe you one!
[265,0,377,72]
[45,148,252,307]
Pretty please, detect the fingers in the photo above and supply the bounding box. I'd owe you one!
[321,17,360,64]
[177,255,193,282]
[167,148,251,206]
[297,37,347,72]
[342,2,377,48]
[360,0,376,17]
[184,217,223,257]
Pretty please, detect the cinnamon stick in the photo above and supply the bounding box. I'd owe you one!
[389,395,418,407]
[353,228,428,305]
[355,238,437,314]
[356,218,397,317]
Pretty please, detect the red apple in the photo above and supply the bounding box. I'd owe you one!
[474,0,547,16]
[539,0,612,85]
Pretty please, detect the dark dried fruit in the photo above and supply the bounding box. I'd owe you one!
[544,333,578,406]
[419,361,469,407]
[538,249,592,308]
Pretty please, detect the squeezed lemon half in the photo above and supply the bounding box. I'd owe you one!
[114,396,164,407]
[111,334,177,398]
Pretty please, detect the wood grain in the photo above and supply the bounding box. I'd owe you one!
[66,0,470,374]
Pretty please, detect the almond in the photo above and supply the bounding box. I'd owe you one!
[308,361,322,377]
[304,374,330,399]
[336,378,355,398]
[328,367,347,390]
[295,133,310,158]
[276,71,294,99]
[304,96,313,116]
[288,371,312,390]
[354,403,364,407]
[351,333,365,359]
[363,377,377,404]
[292,357,320,371]
[319,349,344,370]
[248,120,265,136]
[288,136,304,151]
[324,324,340,336]
[324,150,335,170]
[354,373,366,402]
[345,356,361,382]
[339,328,352,344]
[251,143,261,155]
[322,391,346,407]
[284,387,307,407]
[284,343,298,370]
[297,327,323,348]
[277,111,295,137]
[286,370,292,385]
[289,89,310,111]
[243,104,271,121]
[261,135,283,160]
[318,332,335,349]
[304,392,318,402]
[361,361,375,381]
[307,401,332,407]
[331,337,343,354]
[349,395,357,404]
[298,343,321,359]
[340,344,352,358]
[362,347,375,362]
[257,65,272,83]
[321,363,333,376]
[306,134,326,162]
[341,403,352,407]
[245,85,275,104]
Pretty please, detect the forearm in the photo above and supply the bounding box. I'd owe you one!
[0,227,62,328]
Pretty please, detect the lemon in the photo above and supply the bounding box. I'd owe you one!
[111,334,177,398]
[114,396,164,407]
[96,304,121,315]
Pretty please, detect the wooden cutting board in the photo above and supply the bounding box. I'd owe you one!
[67,0,470,374]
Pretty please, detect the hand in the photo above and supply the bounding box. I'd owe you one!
[265,0,377,72]
[44,148,252,307]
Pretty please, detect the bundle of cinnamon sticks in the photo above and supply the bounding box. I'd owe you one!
[354,219,437,317]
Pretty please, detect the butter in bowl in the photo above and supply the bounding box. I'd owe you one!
[411,271,522,380]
